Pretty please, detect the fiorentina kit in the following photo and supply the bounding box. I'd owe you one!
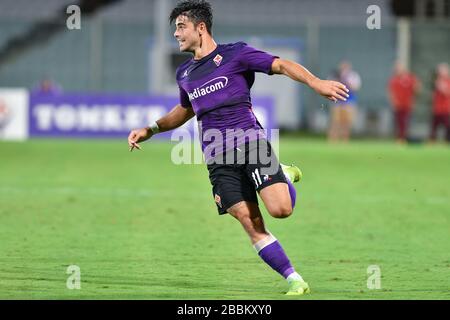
[176,42,290,214]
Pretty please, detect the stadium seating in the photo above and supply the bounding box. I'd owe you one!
[0,0,394,92]
[0,0,444,133]
[0,0,74,20]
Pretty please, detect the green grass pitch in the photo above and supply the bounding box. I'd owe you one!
[0,137,449,299]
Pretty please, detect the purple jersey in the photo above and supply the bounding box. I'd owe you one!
[176,42,278,161]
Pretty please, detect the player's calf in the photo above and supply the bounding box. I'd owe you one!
[228,200,309,295]
[227,201,269,243]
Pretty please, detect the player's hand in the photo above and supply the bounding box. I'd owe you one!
[127,127,153,152]
[310,78,349,103]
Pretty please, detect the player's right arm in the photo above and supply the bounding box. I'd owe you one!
[127,104,195,151]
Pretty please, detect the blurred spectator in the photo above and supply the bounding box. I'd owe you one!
[328,61,361,142]
[32,78,62,95]
[430,63,450,143]
[388,61,420,143]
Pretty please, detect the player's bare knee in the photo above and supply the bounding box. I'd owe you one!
[269,205,293,219]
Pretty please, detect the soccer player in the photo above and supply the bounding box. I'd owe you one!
[128,0,348,295]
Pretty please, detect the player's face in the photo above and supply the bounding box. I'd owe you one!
[174,15,200,53]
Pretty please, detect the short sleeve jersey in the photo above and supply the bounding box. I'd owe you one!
[175,42,278,159]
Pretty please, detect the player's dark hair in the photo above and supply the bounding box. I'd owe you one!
[169,0,213,35]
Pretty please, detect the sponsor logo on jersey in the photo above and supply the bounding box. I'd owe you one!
[188,76,228,101]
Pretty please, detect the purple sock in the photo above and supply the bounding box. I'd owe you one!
[256,239,295,279]
[286,179,297,208]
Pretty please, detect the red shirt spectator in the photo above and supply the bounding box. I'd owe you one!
[388,62,420,142]
[430,63,450,142]
[389,72,419,111]
[432,76,450,115]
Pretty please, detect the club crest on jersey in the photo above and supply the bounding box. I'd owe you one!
[213,54,223,66]
[214,194,222,208]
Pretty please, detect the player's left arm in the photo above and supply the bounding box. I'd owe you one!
[271,58,349,102]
